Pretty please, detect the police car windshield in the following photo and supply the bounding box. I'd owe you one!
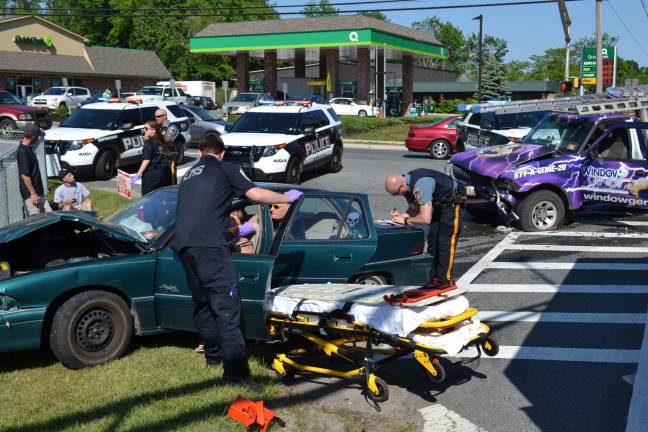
[231,112,300,134]
[43,88,67,95]
[60,108,122,130]
[232,94,259,102]
[521,114,594,153]
[140,87,164,95]
[107,188,177,243]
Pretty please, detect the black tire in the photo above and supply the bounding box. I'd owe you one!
[429,139,450,160]
[353,274,388,285]
[481,338,499,357]
[358,110,368,117]
[366,376,389,402]
[516,190,565,232]
[274,363,296,383]
[422,357,446,384]
[49,290,133,369]
[94,149,118,180]
[328,144,343,173]
[0,118,17,132]
[285,157,302,184]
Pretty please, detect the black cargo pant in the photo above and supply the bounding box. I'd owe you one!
[179,246,249,380]
[427,200,465,285]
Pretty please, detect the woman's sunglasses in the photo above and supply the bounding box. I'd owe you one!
[271,204,286,210]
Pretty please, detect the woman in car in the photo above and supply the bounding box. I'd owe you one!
[132,121,173,196]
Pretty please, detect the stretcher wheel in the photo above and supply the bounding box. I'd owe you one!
[481,338,499,356]
[423,357,446,384]
[365,376,389,403]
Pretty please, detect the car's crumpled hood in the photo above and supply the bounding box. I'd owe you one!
[451,143,555,178]
[0,211,142,246]
[222,132,298,147]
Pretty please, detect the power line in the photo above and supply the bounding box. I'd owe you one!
[605,0,648,58]
[641,0,648,20]
[0,0,588,18]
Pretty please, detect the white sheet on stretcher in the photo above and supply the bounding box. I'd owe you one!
[266,289,471,338]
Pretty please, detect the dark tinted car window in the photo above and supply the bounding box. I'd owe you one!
[231,112,300,134]
[327,108,340,122]
[166,104,186,119]
[140,106,157,121]
[468,113,481,126]
[313,110,330,128]
[119,108,143,126]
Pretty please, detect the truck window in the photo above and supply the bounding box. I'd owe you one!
[596,129,631,160]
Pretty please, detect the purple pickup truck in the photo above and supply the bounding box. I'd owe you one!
[451,111,648,231]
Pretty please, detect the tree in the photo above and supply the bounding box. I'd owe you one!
[505,60,531,80]
[360,11,388,21]
[617,59,648,85]
[465,34,508,80]
[301,0,338,17]
[476,53,509,100]
[412,16,466,75]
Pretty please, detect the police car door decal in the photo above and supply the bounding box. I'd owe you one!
[304,133,332,165]
[120,130,145,159]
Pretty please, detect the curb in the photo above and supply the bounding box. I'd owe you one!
[345,139,404,151]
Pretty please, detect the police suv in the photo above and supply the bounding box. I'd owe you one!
[44,101,190,180]
[222,105,343,183]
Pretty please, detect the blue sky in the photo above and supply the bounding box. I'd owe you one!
[278,0,648,66]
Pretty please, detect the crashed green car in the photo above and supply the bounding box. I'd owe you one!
[0,185,429,369]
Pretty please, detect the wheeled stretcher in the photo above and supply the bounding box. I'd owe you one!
[265,284,498,404]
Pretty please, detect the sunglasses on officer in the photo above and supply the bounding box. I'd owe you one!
[155,114,166,118]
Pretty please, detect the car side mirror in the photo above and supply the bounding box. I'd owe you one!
[303,126,315,135]
[121,122,134,130]
[66,92,73,96]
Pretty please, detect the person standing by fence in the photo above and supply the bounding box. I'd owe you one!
[18,124,51,217]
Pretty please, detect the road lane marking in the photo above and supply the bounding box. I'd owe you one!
[505,244,648,253]
[467,284,648,294]
[456,233,515,285]
[453,345,640,363]
[479,311,646,324]
[519,231,648,238]
[482,262,648,271]
[625,309,648,432]
[419,404,490,432]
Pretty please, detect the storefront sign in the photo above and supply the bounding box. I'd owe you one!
[14,35,54,48]
[117,169,132,200]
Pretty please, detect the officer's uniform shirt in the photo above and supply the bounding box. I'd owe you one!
[405,174,436,207]
[161,122,180,145]
[175,155,254,250]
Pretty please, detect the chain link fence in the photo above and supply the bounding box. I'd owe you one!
[0,131,47,227]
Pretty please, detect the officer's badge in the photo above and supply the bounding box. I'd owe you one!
[414,187,423,203]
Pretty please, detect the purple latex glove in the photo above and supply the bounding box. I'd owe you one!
[237,220,255,237]
[284,189,303,202]
[130,174,140,185]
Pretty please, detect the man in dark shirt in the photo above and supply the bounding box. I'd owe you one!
[18,124,51,217]
[175,134,302,390]
[385,169,466,288]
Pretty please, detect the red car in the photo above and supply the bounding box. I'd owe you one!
[405,115,461,159]
[0,91,52,132]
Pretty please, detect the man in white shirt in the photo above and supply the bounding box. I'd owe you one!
[53,168,92,211]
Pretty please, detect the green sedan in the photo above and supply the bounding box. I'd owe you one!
[0,185,430,369]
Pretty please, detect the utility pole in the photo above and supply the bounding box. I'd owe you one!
[557,0,571,81]
[595,0,603,93]
[473,14,483,102]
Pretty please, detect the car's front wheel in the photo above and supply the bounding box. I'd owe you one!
[94,149,118,180]
[358,110,367,117]
[285,157,302,184]
[516,190,565,231]
[353,274,388,285]
[50,290,133,369]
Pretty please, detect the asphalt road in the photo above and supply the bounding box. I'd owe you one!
[84,146,648,432]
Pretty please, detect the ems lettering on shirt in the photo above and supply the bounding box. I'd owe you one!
[183,164,204,181]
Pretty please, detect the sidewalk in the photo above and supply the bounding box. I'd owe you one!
[345,138,403,151]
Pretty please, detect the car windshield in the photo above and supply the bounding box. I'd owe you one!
[140,87,163,95]
[0,91,22,104]
[521,114,595,153]
[232,93,258,102]
[187,106,219,121]
[494,111,550,129]
[60,108,123,130]
[107,188,178,243]
[231,112,300,134]
[43,88,66,95]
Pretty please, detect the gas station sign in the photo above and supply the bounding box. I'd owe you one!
[581,47,616,86]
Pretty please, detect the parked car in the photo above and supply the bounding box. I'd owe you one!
[77,92,115,107]
[223,92,274,115]
[328,97,377,117]
[291,95,326,105]
[0,90,52,132]
[126,85,190,105]
[192,96,217,110]
[405,115,461,159]
[30,86,91,111]
[0,184,428,368]
[181,105,231,144]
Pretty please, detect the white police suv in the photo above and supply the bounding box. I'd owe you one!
[222,105,343,183]
[44,101,190,179]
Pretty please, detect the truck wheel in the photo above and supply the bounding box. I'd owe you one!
[49,290,133,369]
[516,190,564,232]
[429,139,450,159]
[328,145,343,173]
[94,149,118,180]
[0,118,17,132]
[285,157,302,184]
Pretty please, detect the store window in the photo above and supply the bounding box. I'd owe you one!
[33,77,43,94]
[5,76,15,94]
[69,78,84,87]
[52,78,62,87]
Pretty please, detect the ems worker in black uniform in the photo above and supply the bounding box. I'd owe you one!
[175,134,303,389]
[385,169,466,288]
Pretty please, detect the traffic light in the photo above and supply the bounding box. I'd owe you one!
[560,80,573,93]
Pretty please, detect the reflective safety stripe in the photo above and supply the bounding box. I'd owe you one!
[446,204,460,281]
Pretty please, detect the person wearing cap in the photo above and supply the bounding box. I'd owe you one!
[18,124,51,217]
[385,169,467,289]
[175,133,303,391]
[53,168,91,211]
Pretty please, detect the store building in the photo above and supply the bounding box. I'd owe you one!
[0,15,171,101]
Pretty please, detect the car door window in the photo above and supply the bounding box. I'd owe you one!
[120,108,143,127]
[140,106,157,121]
[596,128,632,160]
[468,113,481,126]
[313,110,330,128]
[327,108,340,122]
[286,197,343,240]
[340,199,369,240]
[229,203,263,255]
[300,112,318,130]
[446,118,460,128]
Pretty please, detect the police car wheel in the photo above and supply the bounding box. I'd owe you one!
[328,145,343,173]
[517,190,565,232]
[429,140,450,159]
[94,150,118,180]
[49,290,133,369]
[285,157,302,184]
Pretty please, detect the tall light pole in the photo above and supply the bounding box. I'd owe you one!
[473,14,483,102]
[595,0,603,93]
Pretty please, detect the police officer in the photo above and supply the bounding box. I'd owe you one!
[385,169,466,288]
[175,133,302,390]
[155,108,181,184]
